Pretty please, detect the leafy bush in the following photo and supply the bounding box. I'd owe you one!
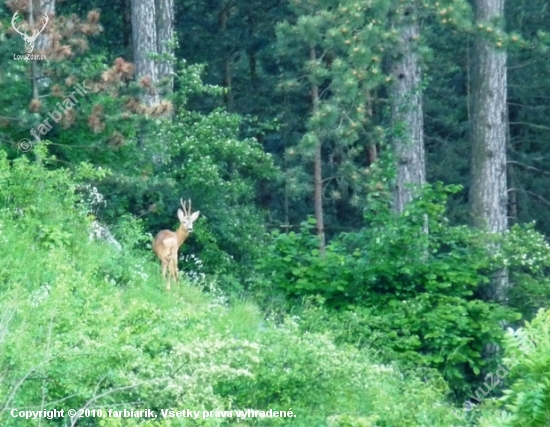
[256,184,550,396]
[477,308,550,427]
[502,224,550,321]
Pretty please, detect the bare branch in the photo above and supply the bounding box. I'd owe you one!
[507,160,550,177]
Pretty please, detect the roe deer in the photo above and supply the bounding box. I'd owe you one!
[152,199,200,290]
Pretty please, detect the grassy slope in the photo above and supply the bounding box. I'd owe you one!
[0,153,465,426]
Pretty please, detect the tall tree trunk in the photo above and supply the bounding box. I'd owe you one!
[390,5,426,214]
[310,46,325,254]
[130,0,161,160]
[506,108,517,225]
[223,57,234,110]
[366,91,378,166]
[218,2,234,110]
[246,3,257,83]
[35,0,54,55]
[28,1,39,102]
[470,0,508,302]
[131,0,160,107]
[155,0,174,95]
[30,0,54,165]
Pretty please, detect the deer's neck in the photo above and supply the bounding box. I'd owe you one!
[175,225,190,247]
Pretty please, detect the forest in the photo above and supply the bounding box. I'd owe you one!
[0,0,549,425]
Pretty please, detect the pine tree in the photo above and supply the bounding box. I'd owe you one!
[276,0,394,242]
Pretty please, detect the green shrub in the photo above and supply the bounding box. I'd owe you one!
[477,308,550,427]
[255,184,550,397]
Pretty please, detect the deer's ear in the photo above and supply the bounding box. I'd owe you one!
[190,211,200,222]
[177,209,185,222]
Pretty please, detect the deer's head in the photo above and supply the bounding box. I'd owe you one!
[177,199,200,232]
[12,11,49,54]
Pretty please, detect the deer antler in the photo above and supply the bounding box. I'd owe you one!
[180,198,188,216]
[11,12,49,38]
[11,11,27,37]
[33,13,49,38]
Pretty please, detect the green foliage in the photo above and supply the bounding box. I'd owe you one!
[477,308,550,427]
[256,217,351,298]
[501,224,550,321]
[256,184,541,396]
[219,316,463,426]
[275,0,395,213]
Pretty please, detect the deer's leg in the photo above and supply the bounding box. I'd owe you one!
[166,249,178,287]
[165,254,172,290]
[161,258,169,281]
[173,250,179,282]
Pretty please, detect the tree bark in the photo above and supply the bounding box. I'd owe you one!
[390,6,426,214]
[470,0,508,302]
[131,0,160,107]
[31,0,54,165]
[223,57,234,110]
[28,0,40,101]
[35,0,54,55]
[311,46,325,254]
[366,91,378,166]
[155,0,174,95]
[219,2,234,110]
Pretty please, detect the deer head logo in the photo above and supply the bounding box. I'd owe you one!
[11,11,49,54]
